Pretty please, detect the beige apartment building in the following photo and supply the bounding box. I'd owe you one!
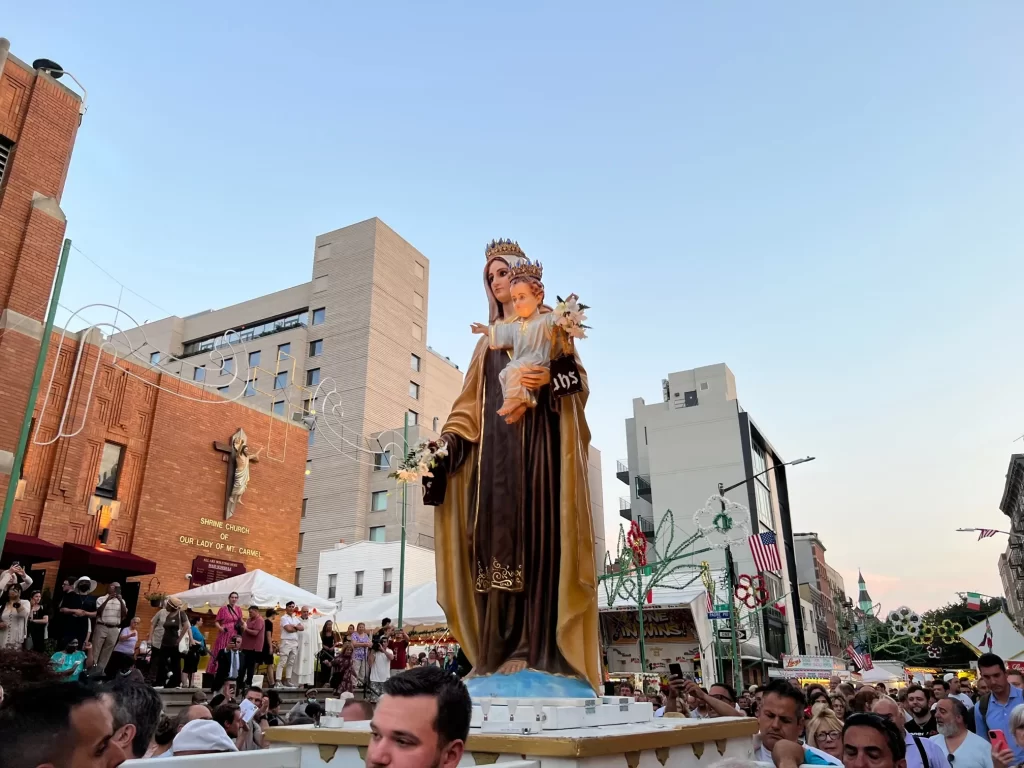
[113,218,464,591]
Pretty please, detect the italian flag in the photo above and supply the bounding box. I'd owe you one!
[967,592,982,610]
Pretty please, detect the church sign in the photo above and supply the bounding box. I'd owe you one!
[191,556,246,587]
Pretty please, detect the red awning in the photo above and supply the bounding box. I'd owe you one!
[60,542,157,578]
[2,533,64,564]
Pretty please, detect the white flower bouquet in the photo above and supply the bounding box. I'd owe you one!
[553,294,591,340]
[390,439,449,484]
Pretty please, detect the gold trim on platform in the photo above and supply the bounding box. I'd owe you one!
[265,717,758,758]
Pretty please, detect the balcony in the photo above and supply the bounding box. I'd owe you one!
[635,474,652,503]
[1011,547,1024,569]
[619,497,632,521]
[616,460,630,485]
[1017,583,1024,606]
[637,514,656,542]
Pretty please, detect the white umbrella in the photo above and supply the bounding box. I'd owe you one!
[171,569,336,615]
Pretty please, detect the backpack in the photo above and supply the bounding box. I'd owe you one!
[912,735,930,768]
[978,693,992,741]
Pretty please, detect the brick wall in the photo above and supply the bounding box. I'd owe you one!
[3,328,307,628]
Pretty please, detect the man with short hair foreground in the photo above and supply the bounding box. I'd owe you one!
[930,698,992,768]
[366,665,471,768]
[99,678,163,760]
[843,712,908,768]
[975,653,1024,765]
[0,682,126,768]
[756,679,842,766]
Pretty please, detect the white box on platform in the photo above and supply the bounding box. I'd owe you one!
[470,698,653,731]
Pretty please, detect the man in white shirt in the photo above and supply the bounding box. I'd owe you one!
[872,695,947,768]
[277,602,302,688]
[293,606,318,688]
[754,679,841,766]
[931,698,993,768]
[947,675,975,709]
[89,582,127,672]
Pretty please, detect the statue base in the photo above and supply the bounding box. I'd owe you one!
[464,669,596,699]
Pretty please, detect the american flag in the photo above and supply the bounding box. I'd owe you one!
[847,644,870,670]
[705,589,713,613]
[748,531,782,573]
[978,529,999,540]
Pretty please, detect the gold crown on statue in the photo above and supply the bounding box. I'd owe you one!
[485,238,526,261]
[508,257,543,281]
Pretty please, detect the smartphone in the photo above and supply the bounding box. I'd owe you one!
[239,698,257,724]
[669,662,683,679]
[990,730,1011,754]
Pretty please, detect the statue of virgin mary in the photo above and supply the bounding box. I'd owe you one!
[423,239,600,697]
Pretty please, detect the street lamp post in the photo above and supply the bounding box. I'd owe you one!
[717,456,814,687]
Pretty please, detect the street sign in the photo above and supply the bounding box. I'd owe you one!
[707,611,731,620]
[717,628,749,641]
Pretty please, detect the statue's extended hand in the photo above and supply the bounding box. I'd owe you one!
[470,322,488,335]
[519,365,551,389]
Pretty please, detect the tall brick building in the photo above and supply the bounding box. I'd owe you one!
[0,39,308,629]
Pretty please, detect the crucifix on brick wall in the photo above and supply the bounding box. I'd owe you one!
[213,428,260,519]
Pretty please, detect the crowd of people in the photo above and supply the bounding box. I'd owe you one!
[0,664,474,768]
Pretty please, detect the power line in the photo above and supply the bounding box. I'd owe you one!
[69,243,174,317]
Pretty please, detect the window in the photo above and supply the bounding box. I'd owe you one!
[374,451,391,471]
[273,400,286,416]
[244,378,256,397]
[699,381,709,391]
[327,574,337,600]
[312,308,326,326]
[149,351,160,365]
[355,571,364,597]
[410,353,421,372]
[248,351,260,368]
[298,532,304,552]
[413,261,425,279]
[277,342,291,362]
[306,368,321,387]
[221,357,235,375]
[751,442,774,530]
[413,291,424,310]
[432,416,439,432]
[180,311,310,357]
[302,398,313,414]
[274,371,288,390]
[302,498,307,518]
[0,135,13,189]
[294,568,301,585]
[305,459,312,476]
[193,365,205,382]
[95,442,124,499]
[407,410,418,426]
[369,526,386,543]
[309,339,323,357]
[217,386,229,394]
[308,428,315,447]
[383,568,393,594]
[409,381,420,399]
[371,491,388,511]
[411,323,422,341]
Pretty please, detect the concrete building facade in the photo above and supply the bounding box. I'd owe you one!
[113,218,465,591]
[316,540,436,611]
[616,363,810,661]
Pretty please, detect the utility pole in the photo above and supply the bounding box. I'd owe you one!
[0,239,71,560]
[397,418,408,628]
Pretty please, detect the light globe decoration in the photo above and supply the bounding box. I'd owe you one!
[887,606,923,637]
[693,495,750,549]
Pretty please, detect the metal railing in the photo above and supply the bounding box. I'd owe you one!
[635,474,652,502]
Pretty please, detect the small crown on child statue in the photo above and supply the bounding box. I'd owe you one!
[484,238,526,262]
[507,257,543,281]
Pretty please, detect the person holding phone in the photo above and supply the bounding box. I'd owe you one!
[976,654,1024,768]
[0,580,32,649]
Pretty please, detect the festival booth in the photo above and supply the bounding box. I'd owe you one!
[960,611,1024,662]
[857,661,906,686]
[170,569,337,615]
[334,581,454,654]
[769,655,848,685]
[598,569,732,686]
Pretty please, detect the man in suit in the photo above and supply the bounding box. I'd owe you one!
[212,635,245,694]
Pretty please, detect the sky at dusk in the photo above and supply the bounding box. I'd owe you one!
[5,2,1023,613]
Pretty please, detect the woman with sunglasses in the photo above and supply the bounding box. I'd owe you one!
[807,703,846,761]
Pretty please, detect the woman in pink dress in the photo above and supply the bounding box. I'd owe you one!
[205,591,243,677]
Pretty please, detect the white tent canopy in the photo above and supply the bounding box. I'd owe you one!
[960,611,1024,660]
[859,661,905,683]
[170,569,336,615]
[336,581,445,628]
